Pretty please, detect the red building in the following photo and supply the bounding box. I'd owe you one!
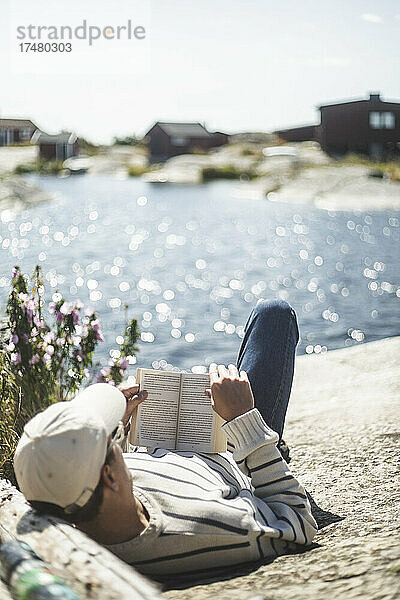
[274,92,400,159]
[319,93,400,158]
[274,125,318,143]
[145,122,229,161]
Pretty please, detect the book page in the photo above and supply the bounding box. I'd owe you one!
[176,373,226,452]
[131,369,181,450]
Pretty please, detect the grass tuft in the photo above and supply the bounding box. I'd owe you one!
[201,165,257,182]
[127,164,149,177]
[14,160,64,175]
[0,353,20,484]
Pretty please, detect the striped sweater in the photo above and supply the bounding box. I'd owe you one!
[106,408,317,580]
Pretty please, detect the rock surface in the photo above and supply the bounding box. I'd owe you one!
[0,147,37,175]
[269,165,400,211]
[0,176,54,216]
[164,337,400,600]
[0,479,162,600]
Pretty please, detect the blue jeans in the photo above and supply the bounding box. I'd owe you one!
[236,299,299,441]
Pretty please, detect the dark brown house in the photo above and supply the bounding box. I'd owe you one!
[145,122,229,160]
[31,131,79,162]
[0,118,38,146]
[319,93,400,158]
[274,92,400,159]
[274,124,319,143]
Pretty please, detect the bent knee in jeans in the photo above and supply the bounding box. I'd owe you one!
[250,299,299,344]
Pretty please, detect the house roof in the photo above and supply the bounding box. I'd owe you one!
[152,122,212,138]
[274,124,318,134]
[0,118,37,129]
[318,93,400,110]
[32,131,78,145]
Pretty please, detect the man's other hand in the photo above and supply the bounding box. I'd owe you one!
[205,364,254,422]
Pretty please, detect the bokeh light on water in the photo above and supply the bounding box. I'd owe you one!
[0,175,399,372]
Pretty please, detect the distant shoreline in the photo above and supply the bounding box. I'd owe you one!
[1,143,399,214]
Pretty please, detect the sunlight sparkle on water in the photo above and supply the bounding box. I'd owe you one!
[0,177,398,371]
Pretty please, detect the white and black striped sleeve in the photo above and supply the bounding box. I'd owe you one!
[222,409,318,546]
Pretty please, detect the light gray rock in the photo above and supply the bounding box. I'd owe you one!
[1,338,398,599]
[0,480,163,600]
[268,165,400,211]
[0,147,37,175]
[164,338,400,600]
[0,580,11,600]
[0,176,53,214]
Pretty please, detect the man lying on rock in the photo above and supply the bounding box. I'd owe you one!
[14,300,317,581]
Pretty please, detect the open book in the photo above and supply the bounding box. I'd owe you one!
[129,368,227,453]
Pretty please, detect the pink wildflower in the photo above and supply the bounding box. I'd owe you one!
[11,333,19,344]
[119,357,129,370]
[91,320,104,341]
[73,349,83,362]
[27,298,37,311]
[43,332,55,344]
[43,353,52,365]
[60,302,73,315]
[33,316,45,329]
[91,319,100,332]
[11,352,21,365]
[29,354,40,365]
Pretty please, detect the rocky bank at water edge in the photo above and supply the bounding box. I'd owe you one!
[164,336,400,600]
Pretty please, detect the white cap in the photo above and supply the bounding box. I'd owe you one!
[14,384,126,512]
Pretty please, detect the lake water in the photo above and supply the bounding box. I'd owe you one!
[0,175,399,372]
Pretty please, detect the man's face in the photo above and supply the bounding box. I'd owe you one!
[108,443,133,496]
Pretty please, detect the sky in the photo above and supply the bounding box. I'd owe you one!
[1,0,400,144]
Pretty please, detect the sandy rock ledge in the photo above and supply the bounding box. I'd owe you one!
[165,337,400,600]
[0,176,54,215]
